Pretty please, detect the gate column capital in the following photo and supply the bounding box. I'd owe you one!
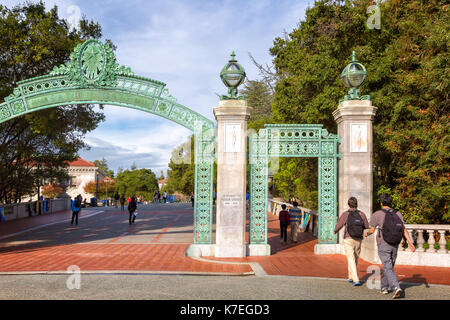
[213,99,252,120]
[332,100,377,123]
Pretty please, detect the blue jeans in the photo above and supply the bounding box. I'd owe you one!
[378,242,400,290]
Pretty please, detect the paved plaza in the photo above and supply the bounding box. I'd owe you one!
[0,203,449,300]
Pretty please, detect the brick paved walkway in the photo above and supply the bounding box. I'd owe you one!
[0,205,449,286]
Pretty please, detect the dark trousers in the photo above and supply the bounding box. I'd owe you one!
[378,242,400,290]
[129,211,136,224]
[121,203,125,211]
[71,211,79,225]
[280,222,288,242]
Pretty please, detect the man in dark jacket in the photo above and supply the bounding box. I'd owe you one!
[128,196,137,225]
[114,192,120,208]
[279,204,290,243]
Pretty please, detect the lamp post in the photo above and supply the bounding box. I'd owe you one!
[105,177,109,207]
[219,51,246,100]
[340,51,370,101]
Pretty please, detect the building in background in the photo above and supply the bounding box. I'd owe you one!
[66,158,107,201]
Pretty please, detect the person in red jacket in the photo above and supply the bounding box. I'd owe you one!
[279,204,290,243]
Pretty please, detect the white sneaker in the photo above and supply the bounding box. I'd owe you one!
[392,287,402,299]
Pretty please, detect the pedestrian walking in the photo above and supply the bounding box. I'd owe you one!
[333,197,369,286]
[120,194,125,211]
[114,192,120,208]
[191,193,194,208]
[128,195,138,225]
[71,196,82,225]
[289,201,302,242]
[163,191,167,203]
[279,204,290,243]
[154,190,158,204]
[365,193,415,298]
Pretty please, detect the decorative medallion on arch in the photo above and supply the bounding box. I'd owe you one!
[249,124,341,245]
[0,39,215,245]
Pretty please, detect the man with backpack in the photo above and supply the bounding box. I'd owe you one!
[365,193,415,298]
[334,197,369,286]
[71,195,82,225]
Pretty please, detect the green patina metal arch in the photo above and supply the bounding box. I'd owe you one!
[249,124,341,245]
[0,39,215,244]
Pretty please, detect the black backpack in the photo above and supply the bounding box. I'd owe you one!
[382,209,404,246]
[346,210,364,239]
[74,198,81,208]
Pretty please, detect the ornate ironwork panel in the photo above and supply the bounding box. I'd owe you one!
[0,39,214,133]
[0,39,215,245]
[193,124,215,244]
[249,129,269,244]
[249,124,341,244]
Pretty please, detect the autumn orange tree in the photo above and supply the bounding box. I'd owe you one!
[41,184,63,199]
[83,180,116,199]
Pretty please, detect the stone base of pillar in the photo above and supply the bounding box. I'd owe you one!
[185,244,215,257]
[186,244,271,257]
[314,244,343,255]
[247,244,271,256]
[215,245,247,258]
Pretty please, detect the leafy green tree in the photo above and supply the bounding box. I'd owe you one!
[166,136,195,195]
[114,168,158,201]
[166,135,217,196]
[268,0,449,222]
[0,2,107,203]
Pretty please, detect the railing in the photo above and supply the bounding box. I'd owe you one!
[0,198,71,222]
[401,225,450,253]
[268,199,318,237]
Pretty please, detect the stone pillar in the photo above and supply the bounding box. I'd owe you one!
[213,99,251,257]
[332,100,378,261]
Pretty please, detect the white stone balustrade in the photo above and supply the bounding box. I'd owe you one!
[363,224,450,267]
[401,224,450,254]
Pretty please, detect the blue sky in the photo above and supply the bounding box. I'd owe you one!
[4,0,310,176]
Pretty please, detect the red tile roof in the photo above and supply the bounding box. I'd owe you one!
[68,158,95,167]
